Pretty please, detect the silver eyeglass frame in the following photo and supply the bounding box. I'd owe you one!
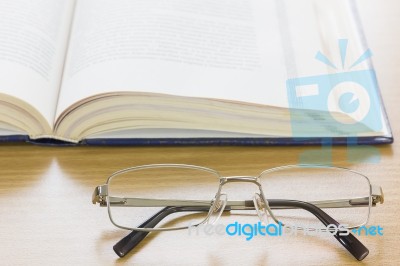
[92,164,384,232]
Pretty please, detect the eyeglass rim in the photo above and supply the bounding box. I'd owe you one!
[258,164,373,183]
[106,164,222,231]
[257,164,373,230]
[106,163,221,184]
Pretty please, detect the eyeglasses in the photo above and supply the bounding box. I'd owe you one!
[92,164,384,260]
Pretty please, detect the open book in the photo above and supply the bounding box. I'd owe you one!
[0,0,393,145]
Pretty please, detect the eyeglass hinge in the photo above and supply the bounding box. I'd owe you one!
[92,185,108,206]
[371,185,384,205]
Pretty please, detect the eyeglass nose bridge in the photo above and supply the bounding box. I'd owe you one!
[221,176,261,186]
[218,175,277,224]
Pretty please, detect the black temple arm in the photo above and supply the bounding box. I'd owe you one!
[268,199,369,261]
[113,206,216,257]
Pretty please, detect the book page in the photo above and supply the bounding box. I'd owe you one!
[56,0,288,118]
[0,0,75,128]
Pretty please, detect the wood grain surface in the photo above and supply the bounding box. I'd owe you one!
[0,1,399,265]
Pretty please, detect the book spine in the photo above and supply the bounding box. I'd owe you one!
[0,135,29,143]
[81,136,393,146]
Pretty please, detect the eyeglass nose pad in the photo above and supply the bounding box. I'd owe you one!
[206,193,227,224]
[253,193,270,225]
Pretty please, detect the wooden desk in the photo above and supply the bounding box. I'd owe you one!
[0,1,399,265]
